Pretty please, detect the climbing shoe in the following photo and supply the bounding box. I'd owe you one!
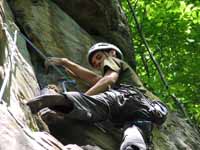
[27,94,72,114]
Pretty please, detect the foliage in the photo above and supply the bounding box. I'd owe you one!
[121,0,200,126]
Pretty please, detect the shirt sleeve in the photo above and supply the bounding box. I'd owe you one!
[101,57,121,75]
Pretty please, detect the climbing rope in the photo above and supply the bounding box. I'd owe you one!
[0,22,91,126]
[19,32,73,81]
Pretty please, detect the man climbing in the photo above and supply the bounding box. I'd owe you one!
[27,42,168,150]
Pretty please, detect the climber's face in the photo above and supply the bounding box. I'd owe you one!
[91,51,106,69]
[91,49,117,69]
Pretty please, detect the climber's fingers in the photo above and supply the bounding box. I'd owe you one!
[45,57,62,66]
[44,57,62,73]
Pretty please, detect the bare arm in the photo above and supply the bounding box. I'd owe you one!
[45,57,102,86]
[85,69,119,96]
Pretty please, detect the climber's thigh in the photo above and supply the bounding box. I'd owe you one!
[64,91,110,122]
[120,125,147,150]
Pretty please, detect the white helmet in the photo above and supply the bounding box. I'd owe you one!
[87,42,124,65]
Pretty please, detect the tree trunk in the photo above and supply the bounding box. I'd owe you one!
[0,0,199,150]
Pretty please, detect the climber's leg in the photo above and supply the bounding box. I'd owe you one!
[27,91,110,122]
[62,91,110,122]
[27,93,72,114]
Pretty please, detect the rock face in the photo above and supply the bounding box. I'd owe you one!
[52,0,136,67]
[0,0,199,150]
[0,1,66,150]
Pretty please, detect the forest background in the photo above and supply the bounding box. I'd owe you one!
[121,0,200,127]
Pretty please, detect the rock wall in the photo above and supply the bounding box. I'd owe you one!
[0,0,199,150]
[52,0,136,67]
[0,1,67,150]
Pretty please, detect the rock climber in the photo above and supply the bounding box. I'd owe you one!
[27,42,168,150]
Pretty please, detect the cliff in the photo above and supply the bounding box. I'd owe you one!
[0,0,199,150]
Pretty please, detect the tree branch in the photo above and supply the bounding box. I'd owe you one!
[126,0,169,89]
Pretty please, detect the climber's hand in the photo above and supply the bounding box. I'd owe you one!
[45,57,63,66]
[44,57,62,73]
